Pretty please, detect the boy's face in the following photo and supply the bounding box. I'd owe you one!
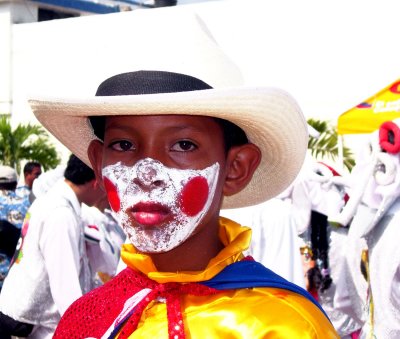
[89,115,228,253]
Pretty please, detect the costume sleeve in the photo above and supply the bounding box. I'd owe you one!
[39,206,83,315]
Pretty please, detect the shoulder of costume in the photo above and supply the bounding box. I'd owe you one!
[201,259,330,321]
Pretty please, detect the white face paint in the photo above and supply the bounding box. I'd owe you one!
[102,158,220,253]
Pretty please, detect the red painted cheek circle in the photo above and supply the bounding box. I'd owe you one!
[179,176,210,217]
[103,177,121,212]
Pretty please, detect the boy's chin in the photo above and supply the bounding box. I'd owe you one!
[131,240,181,254]
[126,229,189,254]
[121,214,203,253]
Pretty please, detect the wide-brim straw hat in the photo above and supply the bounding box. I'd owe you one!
[29,14,308,209]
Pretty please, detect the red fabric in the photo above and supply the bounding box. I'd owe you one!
[317,162,350,204]
[350,329,361,339]
[53,268,218,339]
[118,281,217,339]
[379,120,400,154]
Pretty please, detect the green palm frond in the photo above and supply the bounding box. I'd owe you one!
[0,116,61,172]
[307,118,355,171]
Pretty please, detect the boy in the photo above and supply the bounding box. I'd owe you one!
[30,70,338,338]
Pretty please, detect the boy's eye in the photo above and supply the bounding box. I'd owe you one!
[109,140,135,152]
[171,140,197,152]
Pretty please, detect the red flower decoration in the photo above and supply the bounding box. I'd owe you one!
[379,121,400,154]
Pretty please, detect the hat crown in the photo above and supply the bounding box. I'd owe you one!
[0,165,17,183]
[95,71,213,96]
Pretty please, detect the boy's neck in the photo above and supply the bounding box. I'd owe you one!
[148,216,224,272]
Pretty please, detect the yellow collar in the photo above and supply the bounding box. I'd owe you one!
[120,217,251,283]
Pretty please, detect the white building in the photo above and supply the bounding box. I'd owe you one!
[0,0,215,119]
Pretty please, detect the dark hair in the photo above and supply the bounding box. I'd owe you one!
[310,211,332,293]
[89,116,106,141]
[23,161,41,175]
[0,219,21,258]
[213,117,248,152]
[64,154,95,185]
[89,116,248,153]
[0,182,17,191]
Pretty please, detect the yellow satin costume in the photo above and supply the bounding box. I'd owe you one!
[120,217,339,338]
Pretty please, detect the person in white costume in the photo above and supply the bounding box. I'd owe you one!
[287,157,361,338]
[334,119,400,339]
[0,154,103,339]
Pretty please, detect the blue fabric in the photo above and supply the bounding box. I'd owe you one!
[0,190,29,230]
[0,254,10,290]
[30,0,121,14]
[201,260,329,320]
[15,185,31,201]
[0,190,29,289]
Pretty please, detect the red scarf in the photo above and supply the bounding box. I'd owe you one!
[54,268,217,339]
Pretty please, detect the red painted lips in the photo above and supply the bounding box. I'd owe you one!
[129,202,170,226]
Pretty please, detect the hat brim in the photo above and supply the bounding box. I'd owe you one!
[30,86,308,209]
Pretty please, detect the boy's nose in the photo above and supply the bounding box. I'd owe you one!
[134,158,166,190]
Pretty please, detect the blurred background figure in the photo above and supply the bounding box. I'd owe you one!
[221,199,306,288]
[0,220,20,291]
[334,119,400,338]
[16,162,42,203]
[282,157,361,338]
[0,165,30,291]
[33,165,126,287]
[0,155,102,339]
[82,196,126,288]
[31,165,65,200]
[0,165,30,230]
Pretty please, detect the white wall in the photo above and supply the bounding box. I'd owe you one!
[0,1,37,114]
[0,3,12,115]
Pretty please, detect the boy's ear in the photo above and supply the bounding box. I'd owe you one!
[223,143,261,197]
[87,140,105,188]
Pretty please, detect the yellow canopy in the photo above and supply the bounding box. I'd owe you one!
[337,79,400,135]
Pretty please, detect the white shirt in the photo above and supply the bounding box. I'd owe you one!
[0,180,91,338]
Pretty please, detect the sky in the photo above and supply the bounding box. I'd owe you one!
[187,0,400,122]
